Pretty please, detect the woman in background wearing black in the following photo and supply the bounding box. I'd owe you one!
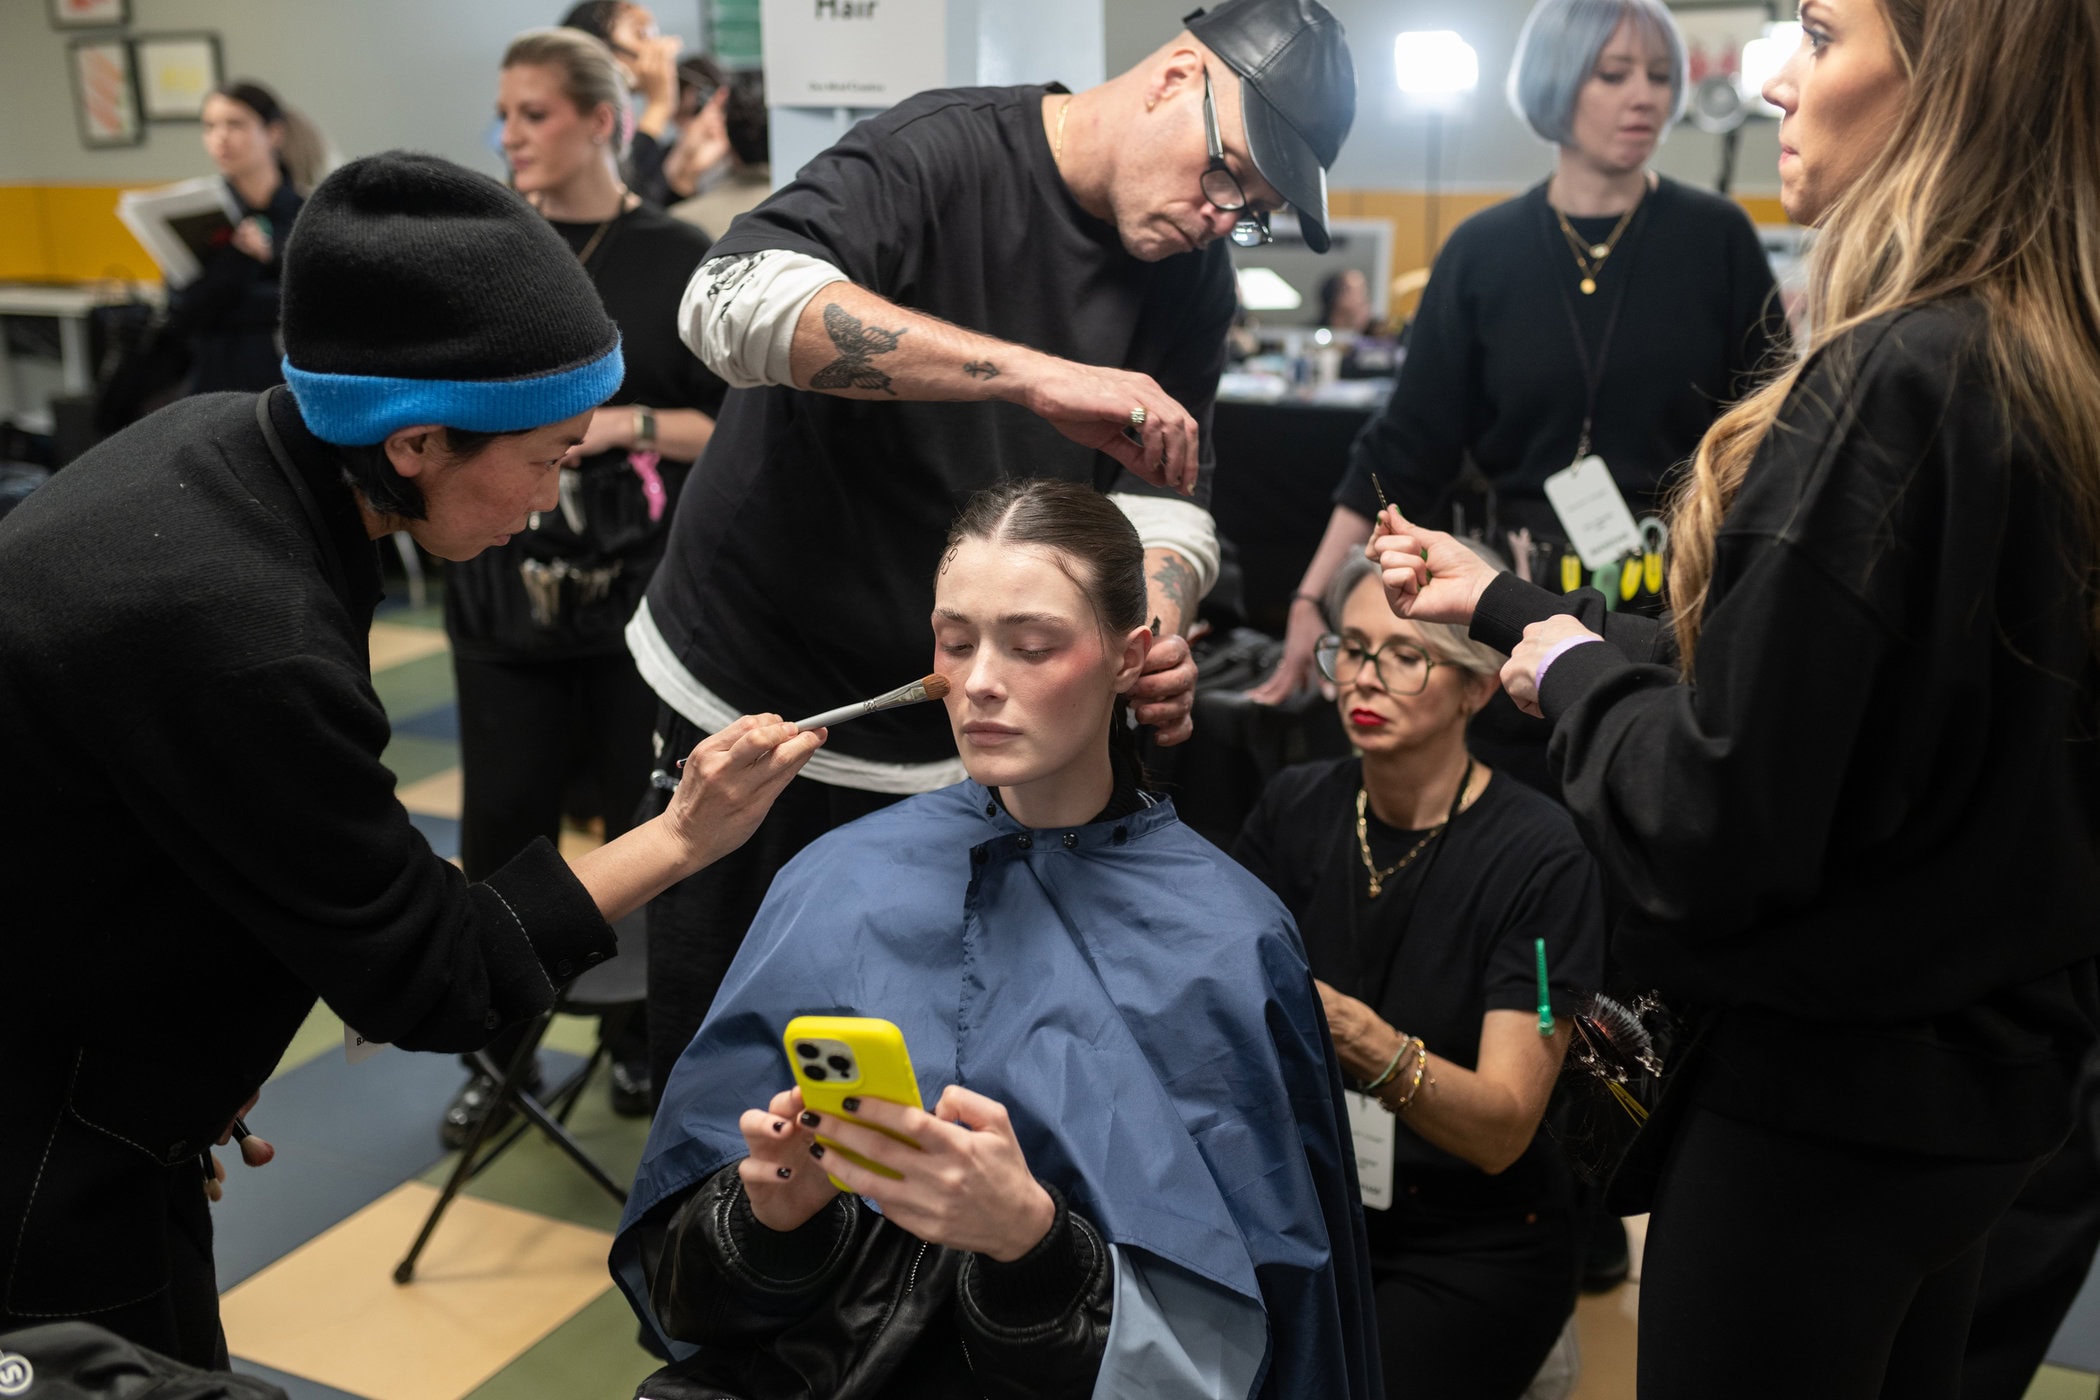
[1249,0,1780,706]
[167,81,324,394]
[1371,0,2100,1389]
[436,26,728,1144]
[1233,553,1604,1399]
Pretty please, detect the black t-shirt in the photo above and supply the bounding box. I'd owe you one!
[445,203,727,662]
[1336,177,1782,532]
[1232,756,1606,1226]
[642,84,1238,766]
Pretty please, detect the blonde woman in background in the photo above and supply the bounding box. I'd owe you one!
[1370,0,2100,1390]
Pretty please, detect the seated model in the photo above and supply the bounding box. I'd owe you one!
[612,479,1379,1400]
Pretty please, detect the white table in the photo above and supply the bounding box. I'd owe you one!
[0,282,161,431]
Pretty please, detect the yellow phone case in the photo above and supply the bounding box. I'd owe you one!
[783,1015,924,1190]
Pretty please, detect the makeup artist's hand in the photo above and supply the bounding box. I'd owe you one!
[1017,358,1199,496]
[1316,979,1405,1085]
[665,714,824,873]
[1131,633,1195,745]
[1368,506,1497,626]
[804,1088,1055,1261]
[1504,615,1600,719]
[738,1085,841,1233]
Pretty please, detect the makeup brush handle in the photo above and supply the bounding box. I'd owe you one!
[794,701,871,732]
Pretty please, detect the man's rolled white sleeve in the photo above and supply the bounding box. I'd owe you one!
[677,249,847,389]
[1111,493,1220,601]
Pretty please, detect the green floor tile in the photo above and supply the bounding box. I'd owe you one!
[271,1001,348,1080]
[375,599,448,631]
[461,1287,661,1400]
[371,650,457,715]
[382,732,461,787]
[2026,1365,2100,1400]
[417,1058,652,1234]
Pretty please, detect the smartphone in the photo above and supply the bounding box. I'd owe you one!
[783,1015,923,1189]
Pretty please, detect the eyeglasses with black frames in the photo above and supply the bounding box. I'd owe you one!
[1201,67,1274,249]
[1314,634,1443,696]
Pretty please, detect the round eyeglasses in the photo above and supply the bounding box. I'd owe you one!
[1314,634,1442,696]
[1201,67,1274,249]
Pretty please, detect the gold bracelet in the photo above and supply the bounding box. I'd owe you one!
[1392,1037,1432,1111]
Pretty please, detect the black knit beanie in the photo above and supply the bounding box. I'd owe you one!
[279,151,622,445]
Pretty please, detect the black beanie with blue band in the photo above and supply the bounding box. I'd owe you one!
[278,151,623,446]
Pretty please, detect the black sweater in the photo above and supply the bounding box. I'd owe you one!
[1471,301,2100,1158]
[0,392,614,1324]
[1337,177,1782,531]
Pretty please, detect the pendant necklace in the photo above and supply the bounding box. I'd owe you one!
[1554,186,1643,295]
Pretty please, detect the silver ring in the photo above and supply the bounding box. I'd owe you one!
[1129,406,1147,428]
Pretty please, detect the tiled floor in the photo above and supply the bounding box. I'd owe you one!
[206,591,2100,1399]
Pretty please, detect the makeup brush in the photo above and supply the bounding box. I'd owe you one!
[675,674,956,769]
[794,673,951,732]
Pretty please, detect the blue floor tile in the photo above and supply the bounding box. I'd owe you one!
[408,812,460,862]
[231,1356,371,1400]
[392,703,460,742]
[212,1039,580,1288]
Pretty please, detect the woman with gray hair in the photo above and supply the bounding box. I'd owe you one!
[1251,0,1782,705]
[1231,550,1606,1398]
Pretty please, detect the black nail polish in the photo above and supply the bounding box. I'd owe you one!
[776,1166,793,1179]
[809,1143,825,1159]
[772,1119,785,1133]
[841,1096,861,1113]
[799,1110,820,1128]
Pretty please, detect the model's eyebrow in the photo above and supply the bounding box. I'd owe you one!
[933,608,1072,627]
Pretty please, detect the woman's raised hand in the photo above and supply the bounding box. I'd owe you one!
[802,1086,1056,1262]
[737,1086,842,1233]
[1367,506,1497,626]
[665,715,823,875]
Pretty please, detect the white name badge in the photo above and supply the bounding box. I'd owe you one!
[1544,455,1644,570]
[345,1024,388,1065]
[1343,1090,1396,1211]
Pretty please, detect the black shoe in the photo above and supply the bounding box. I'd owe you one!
[440,1067,541,1151]
[609,1060,653,1119]
[1581,1214,1632,1293]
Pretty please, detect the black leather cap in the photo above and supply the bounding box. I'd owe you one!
[1186,0,1356,252]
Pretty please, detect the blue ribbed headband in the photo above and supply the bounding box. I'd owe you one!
[281,339,625,446]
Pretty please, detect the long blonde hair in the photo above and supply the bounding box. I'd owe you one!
[1667,0,2100,669]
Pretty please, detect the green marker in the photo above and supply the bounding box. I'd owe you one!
[1535,937,1554,1036]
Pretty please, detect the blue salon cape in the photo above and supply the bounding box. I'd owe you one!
[613,782,1379,1399]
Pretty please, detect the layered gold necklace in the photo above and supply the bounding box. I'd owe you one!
[1554,194,1640,295]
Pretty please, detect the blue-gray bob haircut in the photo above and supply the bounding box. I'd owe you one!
[1507,0,1689,146]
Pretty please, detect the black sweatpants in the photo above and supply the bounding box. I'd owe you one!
[1638,1107,2046,1399]
[452,651,658,1075]
[642,706,900,1096]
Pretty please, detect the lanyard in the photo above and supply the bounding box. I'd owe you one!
[254,387,353,611]
[1537,188,1651,462]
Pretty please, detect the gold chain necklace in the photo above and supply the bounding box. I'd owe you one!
[563,186,634,268]
[1355,788,1445,899]
[1053,94,1073,166]
[1554,196,1639,295]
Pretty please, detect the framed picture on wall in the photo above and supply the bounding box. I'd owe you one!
[135,33,223,122]
[50,0,130,27]
[70,36,143,148]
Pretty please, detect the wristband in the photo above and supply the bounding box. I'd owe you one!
[1533,635,1603,692]
[632,404,657,451]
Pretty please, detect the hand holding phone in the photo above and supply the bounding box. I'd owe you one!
[783,1016,924,1190]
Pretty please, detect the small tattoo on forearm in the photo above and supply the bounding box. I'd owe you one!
[810,302,906,396]
[962,361,1000,381]
[1151,553,1197,620]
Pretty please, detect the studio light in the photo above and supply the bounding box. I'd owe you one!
[1392,30,1479,97]
[1738,22,1801,117]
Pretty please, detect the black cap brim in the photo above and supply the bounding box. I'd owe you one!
[1237,75,1331,253]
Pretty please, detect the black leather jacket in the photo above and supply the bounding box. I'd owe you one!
[634,1166,1113,1400]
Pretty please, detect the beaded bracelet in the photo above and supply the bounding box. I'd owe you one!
[1392,1037,1433,1111]
[1361,1038,1411,1092]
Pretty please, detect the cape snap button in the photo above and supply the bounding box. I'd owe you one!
[1112,826,1129,844]
[1062,832,1079,849]
[985,801,998,817]
[1016,835,1033,850]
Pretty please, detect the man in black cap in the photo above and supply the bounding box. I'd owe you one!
[631,0,1356,1098]
[0,152,818,1368]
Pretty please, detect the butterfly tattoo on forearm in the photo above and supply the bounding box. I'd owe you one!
[811,303,908,396]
